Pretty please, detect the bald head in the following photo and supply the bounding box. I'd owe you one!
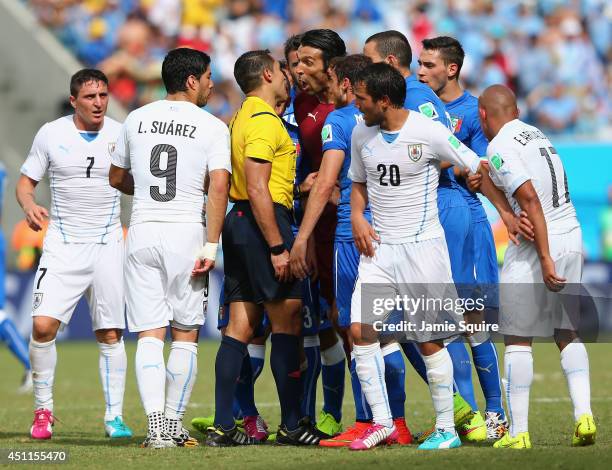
[478,84,519,140]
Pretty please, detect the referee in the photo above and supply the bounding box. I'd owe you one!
[206,50,319,447]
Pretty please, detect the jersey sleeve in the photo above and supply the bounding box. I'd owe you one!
[486,142,529,196]
[207,121,232,173]
[321,114,347,154]
[348,129,366,183]
[20,124,50,181]
[111,118,131,169]
[243,114,279,162]
[430,121,481,174]
[405,90,450,128]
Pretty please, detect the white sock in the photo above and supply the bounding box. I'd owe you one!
[247,343,266,376]
[29,338,57,412]
[504,345,533,436]
[353,343,392,428]
[423,347,455,433]
[98,339,127,422]
[165,341,198,435]
[135,337,166,416]
[321,337,345,366]
[560,341,592,420]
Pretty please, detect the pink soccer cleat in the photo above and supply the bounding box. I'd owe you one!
[349,423,398,451]
[243,415,269,442]
[30,409,54,440]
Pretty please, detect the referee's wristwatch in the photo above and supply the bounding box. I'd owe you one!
[270,243,286,255]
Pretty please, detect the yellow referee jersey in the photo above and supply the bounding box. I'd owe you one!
[228,96,296,210]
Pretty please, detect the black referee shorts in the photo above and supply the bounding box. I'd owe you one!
[223,201,302,305]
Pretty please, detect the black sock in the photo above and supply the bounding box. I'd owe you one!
[214,335,247,431]
[270,333,301,430]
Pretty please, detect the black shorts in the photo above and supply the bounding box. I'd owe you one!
[223,201,302,304]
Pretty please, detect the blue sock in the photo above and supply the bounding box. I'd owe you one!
[270,334,301,430]
[302,344,321,420]
[350,357,372,421]
[382,345,405,419]
[214,336,247,430]
[320,340,345,422]
[401,342,428,383]
[235,353,256,417]
[0,318,31,370]
[471,339,504,416]
[447,340,478,411]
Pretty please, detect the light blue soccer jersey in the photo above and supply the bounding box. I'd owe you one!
[321,101,371,242]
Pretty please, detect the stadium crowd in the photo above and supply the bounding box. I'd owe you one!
[28,0,610,135]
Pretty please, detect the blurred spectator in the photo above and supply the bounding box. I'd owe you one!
[533,81,580,133]
[27,0,610,136]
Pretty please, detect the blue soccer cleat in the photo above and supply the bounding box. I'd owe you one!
[105,416,133,438]
[418,429,461,450]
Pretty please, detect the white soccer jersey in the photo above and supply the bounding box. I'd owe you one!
[487,119,579,234]
[21,115,122,244]
[348,111,481,243]
[111,100,231,225]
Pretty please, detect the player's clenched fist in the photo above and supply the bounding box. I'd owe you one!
[23,203,48,232]
[351,214,379,258]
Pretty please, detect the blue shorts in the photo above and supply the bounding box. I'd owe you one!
[472,219,499,308]
[217,284,268,337]
[334,240,360,328]
[438,191,476,301]
[301,278,320,336]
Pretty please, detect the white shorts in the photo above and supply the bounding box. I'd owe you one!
[32,229,125,331]
[125,222,207,333]
[351,238,459,343]
[499,226,583,337]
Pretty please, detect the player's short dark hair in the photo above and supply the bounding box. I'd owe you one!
[365,30,412,68]
[234,50,276,94]
[300,29,347,69]
[421,36,465,79]
[329,54,373,87]
[161,48,211,94]
[284,34,303,61]
[355,62,406,108]
[69,69,108,97]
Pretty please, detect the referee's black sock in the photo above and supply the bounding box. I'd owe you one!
[214,335,248,431]
[270,333,301,430]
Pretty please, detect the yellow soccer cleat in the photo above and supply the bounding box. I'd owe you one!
[493,431,531,449]
[572,414,596,447]
[458,411,487,442]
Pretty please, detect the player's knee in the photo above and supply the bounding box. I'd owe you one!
[32,317,60,342]
[554,329,578,351]
[95,328,123,344]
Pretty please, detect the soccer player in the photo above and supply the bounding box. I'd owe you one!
[348,62,488,450]
[207,50,319,446]
[1,162,33,393]
[478,85,595,449]
[418,36,507,438]
[293,29,349,437]
[363,30,484,440]
[16,69,132,440]
[109,48,230,448]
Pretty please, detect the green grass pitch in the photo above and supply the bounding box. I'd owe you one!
[1,341,611,469]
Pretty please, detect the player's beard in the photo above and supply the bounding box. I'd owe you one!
[197,90,210,108]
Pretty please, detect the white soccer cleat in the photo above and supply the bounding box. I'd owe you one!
[140,431,177,448]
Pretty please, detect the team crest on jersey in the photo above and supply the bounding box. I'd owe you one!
[450,115,463,133]
[33,293,43,310]
[108,142,116,155]
[408,144,423,162]
[418,102,439,119]
[321,124,333,144]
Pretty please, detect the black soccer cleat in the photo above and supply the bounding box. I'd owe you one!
[205,425,257,447]
[275,418,321,446]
